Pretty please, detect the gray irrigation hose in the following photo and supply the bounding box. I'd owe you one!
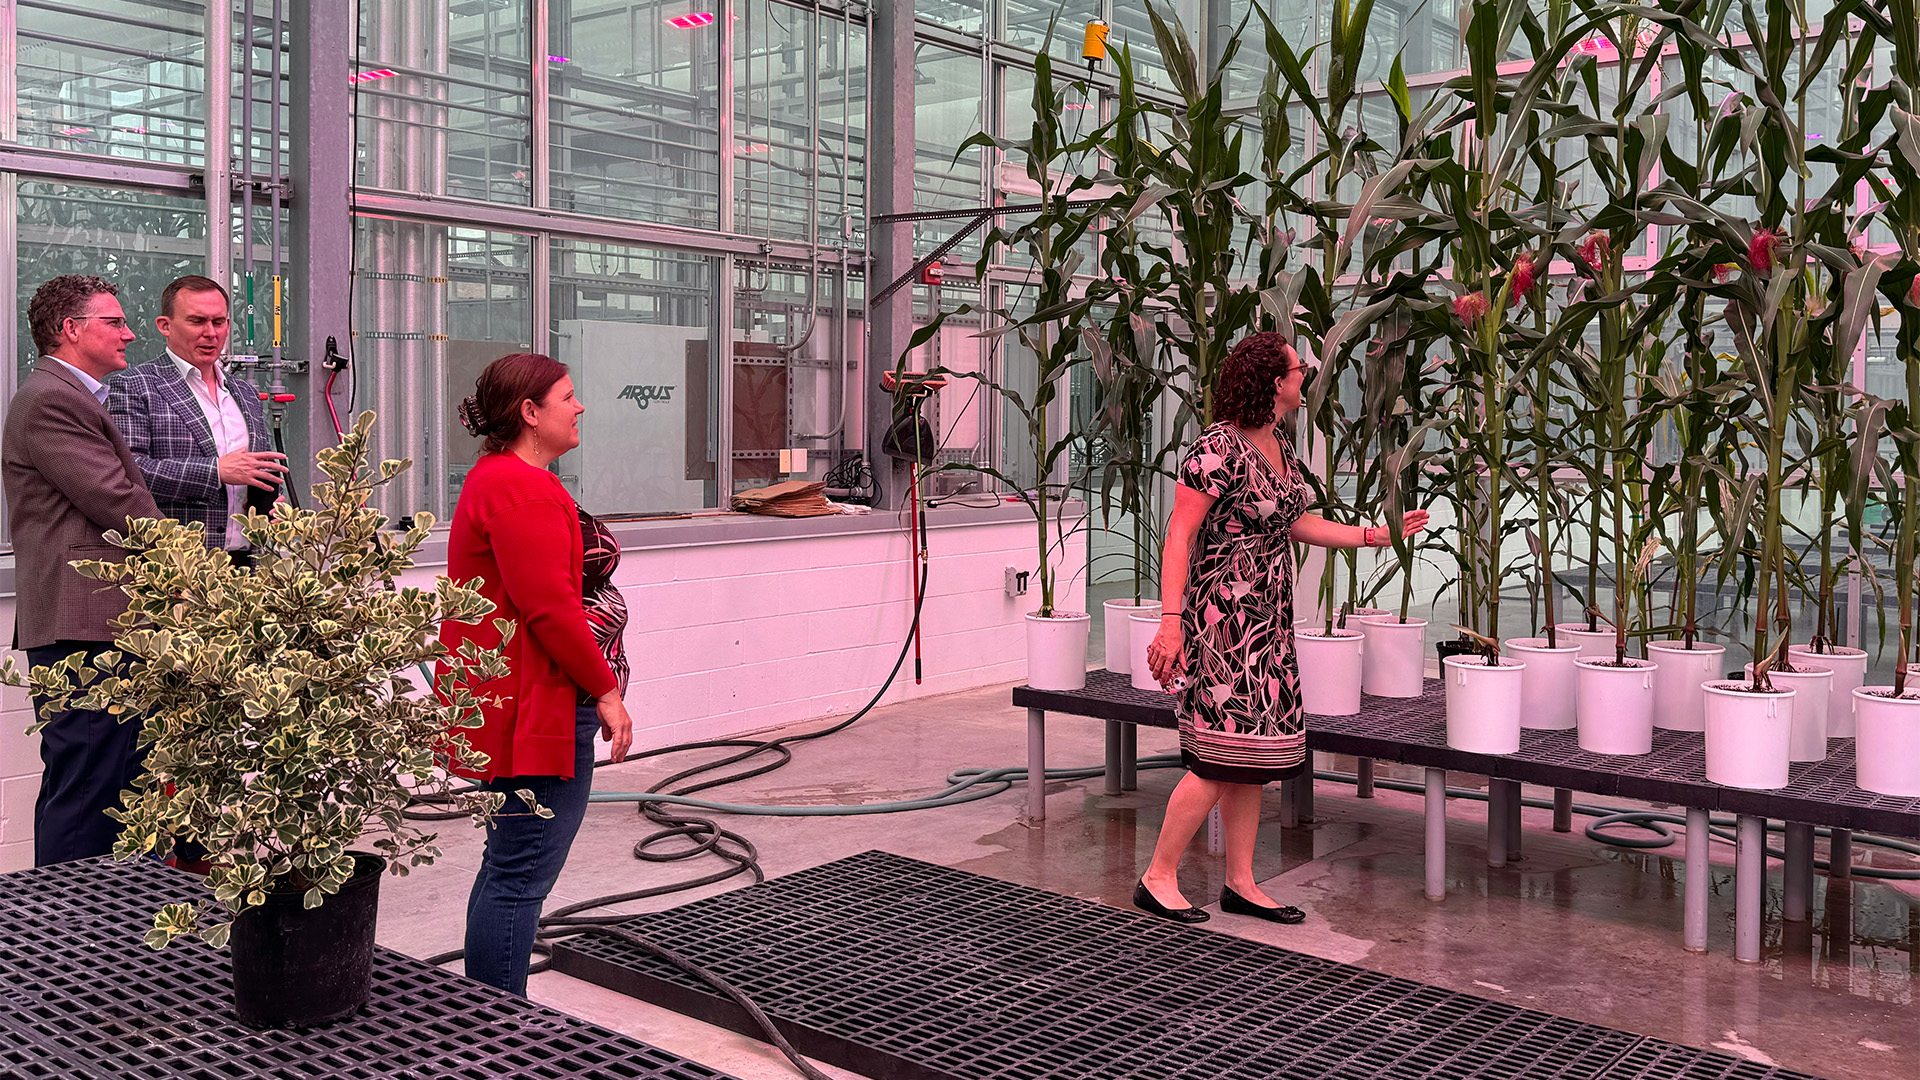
[590,760,1920,879]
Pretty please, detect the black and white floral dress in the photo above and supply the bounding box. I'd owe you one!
[1174,422,1314,784]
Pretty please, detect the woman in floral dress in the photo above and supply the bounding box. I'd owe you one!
[1137,331,1430,924]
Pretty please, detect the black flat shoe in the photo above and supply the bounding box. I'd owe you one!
[1220,885,1306,924]
[1133,880,1210,923]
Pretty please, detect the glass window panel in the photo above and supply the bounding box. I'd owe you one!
[818,12,868,248]
[354,219,532,521]
[919,0,986,37]
[914,44,985,260]
[554,238,717,513]
[735,0,815,241]
[1001,0,1100,61]
[550,0,720,227]
[1222,0,1311,102]
[732,263,858,492]
[1108,0,1201,92]
[358,0,533,206]
[14,182,208,388]
[15,0,206,166]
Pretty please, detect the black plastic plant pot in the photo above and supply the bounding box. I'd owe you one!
[229,852,385,1030]
[1435,638,1477,664]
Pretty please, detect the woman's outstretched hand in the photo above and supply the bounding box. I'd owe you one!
[1146,618,1185,693]
[1400,509,1431,538]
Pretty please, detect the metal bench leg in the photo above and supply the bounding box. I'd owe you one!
[1735,815,1765,963]
[1425,768,1447,901]
[1298,758,1315,822]
[1280,780,1300,828]
[1552,788,1573,833]
[1684,807,1709,953]
[1783,822,1814,923]
[1104,721,1123,796]
[1026,708,1046,823]
[1356,757,1375,798]
[1119,725,1138,790]
[1206,805,1224,855]
[1506,781,1524,861]
[1829,828,1852,878]
[1487,781,1509,868]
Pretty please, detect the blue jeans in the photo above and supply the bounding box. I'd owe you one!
[465,703,598,995]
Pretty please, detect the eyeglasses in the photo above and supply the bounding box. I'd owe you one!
[69,316,130,330]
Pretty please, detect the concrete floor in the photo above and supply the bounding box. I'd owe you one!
[376,679,1920,1080]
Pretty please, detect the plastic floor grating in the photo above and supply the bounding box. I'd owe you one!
[1013,670,1920,835]
[0,857,740,1080]
[550,850,1830,1080]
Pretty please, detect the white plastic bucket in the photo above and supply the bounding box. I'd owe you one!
[1575,658,1656,755]
[1743,662,1832,762]
[1296,629,1364,716]
[1358,616,1428,698]
[1646,641,1726,733]
[1443,655,1526,753]
[1788,644,1866,738]
[1703,681,1794,789]
[1129,611,1165,692]
[1505,638,1579,730]
[1103,598,1159,674]
[1553,623,1620,660]
[1853,686,1920,796]
[1024,611,1091,691]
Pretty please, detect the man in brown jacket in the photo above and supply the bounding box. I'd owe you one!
[4,274,162,865]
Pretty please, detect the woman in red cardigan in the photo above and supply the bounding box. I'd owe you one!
[443,352,633,995]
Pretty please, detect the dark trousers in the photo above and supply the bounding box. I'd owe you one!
[465,704,599,995]
[29,642,143,866]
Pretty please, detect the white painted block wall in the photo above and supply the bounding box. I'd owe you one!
[0,512,1085,872]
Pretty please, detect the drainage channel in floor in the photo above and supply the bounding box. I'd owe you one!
[550,849,1825,1080]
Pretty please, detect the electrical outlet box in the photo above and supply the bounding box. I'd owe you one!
[778,449,792,473]
[1004,566,1029,597]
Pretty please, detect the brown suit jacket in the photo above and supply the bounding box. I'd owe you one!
[4,360,162,649]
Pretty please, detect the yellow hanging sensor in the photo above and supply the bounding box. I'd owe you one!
[1082,20,1109,63]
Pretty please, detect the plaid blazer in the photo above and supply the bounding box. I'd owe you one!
[107,356,273,548]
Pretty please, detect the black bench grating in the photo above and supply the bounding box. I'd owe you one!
[0,857,740,1080]
[1013,670,1920,836]
[550,850,1828,1080]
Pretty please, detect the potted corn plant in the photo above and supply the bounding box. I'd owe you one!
[906,34,1112,691]
[2,412,512,1029]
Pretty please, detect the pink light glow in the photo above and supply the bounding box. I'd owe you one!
[350,68,398,84]
[57,126,91,136]
[665,12,715,28]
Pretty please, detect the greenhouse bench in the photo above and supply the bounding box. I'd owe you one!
[1012,669,1920,962]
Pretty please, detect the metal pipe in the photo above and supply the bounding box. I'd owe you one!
[1684,807,1710,952]
[1830,828,1852,878]
[207,0,233,297]
[1424,768,1446,901]
[269,0,283,370]
[1025,708,1045,822]
[1487,780,1508,868]
[1784,822,1814,922]
[1103,720,1122,797]
[1735,815,1765,963]
[1507,779,1523,860]
[1553,788,1573,832]
[1356,757,1374,798]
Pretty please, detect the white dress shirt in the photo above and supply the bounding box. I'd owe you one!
[169,350,250,550]
[44,356,108,405]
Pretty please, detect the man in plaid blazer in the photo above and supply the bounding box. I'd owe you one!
[108,276,287,564]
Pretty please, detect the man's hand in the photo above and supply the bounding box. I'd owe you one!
[218,450,289,490]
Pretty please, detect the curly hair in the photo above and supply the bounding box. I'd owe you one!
[27,274,118,356]
[458,353,569,455]
[1212,331,1298,429]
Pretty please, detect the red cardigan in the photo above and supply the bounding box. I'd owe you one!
[440,452,618,781]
